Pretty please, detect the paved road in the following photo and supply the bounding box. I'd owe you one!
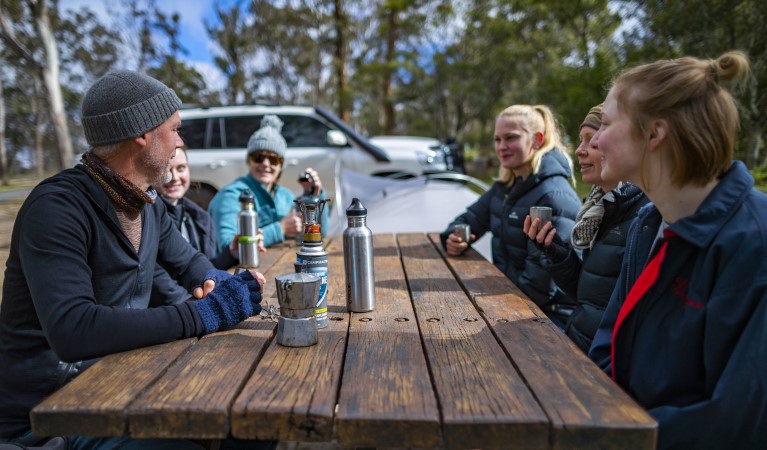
[0,187,32,203]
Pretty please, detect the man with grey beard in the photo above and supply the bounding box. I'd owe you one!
[0,71,273,449]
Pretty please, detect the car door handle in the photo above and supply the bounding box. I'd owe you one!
[207,160,227,169]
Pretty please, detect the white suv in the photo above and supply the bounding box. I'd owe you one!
[178,105,449,207]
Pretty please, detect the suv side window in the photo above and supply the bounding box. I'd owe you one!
[181,118,208,149]
[280,115,332,147]
[224,116,263,148]
[223,114,333,148]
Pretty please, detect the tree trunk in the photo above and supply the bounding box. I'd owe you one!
[333,0,350,123]
[744,75,764,168]
[381,7,397,135]
[744,121,764,168]
[33,77,45,178]
[33,0,73,171]
[0,76,8,185]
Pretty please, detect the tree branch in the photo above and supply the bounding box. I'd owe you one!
[0,1,42,71]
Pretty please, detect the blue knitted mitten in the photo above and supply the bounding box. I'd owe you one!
[193,270,263,334]
[201,268,232,286]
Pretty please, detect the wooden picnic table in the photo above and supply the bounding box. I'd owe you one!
[31,233,657,449]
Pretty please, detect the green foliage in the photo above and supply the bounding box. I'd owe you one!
[54,7,121,82]
[616,0,767,167]
[147,8,209,105]
[205,2,256,104]
[148,61,208,105]
[751,166,767,192]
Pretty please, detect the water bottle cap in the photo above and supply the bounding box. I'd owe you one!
[239,189,254,203]
[346,198,367,216]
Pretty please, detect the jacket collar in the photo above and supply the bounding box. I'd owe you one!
[638,161,754,248]
[534,149,573,182]
[43,166,121,219]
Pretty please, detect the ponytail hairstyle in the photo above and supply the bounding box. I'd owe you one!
[496,104,574,186]
[611,50,750,187]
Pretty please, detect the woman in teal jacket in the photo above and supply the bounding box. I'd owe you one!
[209,115,328,249]
[588,51,767,448]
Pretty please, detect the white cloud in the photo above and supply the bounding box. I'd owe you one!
[191,60,227,94]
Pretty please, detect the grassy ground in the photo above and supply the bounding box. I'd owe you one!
[0,177,41,191]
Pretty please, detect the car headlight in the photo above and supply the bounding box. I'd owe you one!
[417,150,445,166]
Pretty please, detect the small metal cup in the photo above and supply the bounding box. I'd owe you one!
[529,206,553,224]
[275,272,320,347]
[276,316,317,347]
[453,224,471,243]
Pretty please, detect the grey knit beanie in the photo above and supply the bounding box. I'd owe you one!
[81,70,182,146]
[247,115,287,158]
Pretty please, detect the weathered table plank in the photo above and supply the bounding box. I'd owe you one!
[123,245,297,438]
[31,338,196,436]
[335,234,442,449]
[431,233,658,449]
[231,238,345,442]
[127,329,272,439]
[399,233,549,450]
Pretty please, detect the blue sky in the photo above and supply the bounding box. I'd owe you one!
[59,0,237,90]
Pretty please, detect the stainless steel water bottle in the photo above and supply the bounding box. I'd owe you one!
[237,189,259,269]
[343,198,375,312]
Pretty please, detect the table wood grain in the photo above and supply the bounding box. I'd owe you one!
[31,233,657,449]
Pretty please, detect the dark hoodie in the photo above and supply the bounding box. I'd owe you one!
[151,196,237,306]
[0,166,210,437]
[441,150,581,308]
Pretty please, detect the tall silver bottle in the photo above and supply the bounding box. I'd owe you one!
[343,198,375,312]
[237,189,259,270]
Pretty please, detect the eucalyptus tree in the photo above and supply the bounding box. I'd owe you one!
[413,0,618,155]
[152,11,185,91]
[248,0,332,105]
[54,7,120,85]
[54,5,121,159]
[332,0,351,122]
[350,0,451,136]
[520,0,621,143]
[618,0,767,167]
[149,9,208,105]
[0,72,7,184]
[0,0,72,171]
[110,0,158,72]
[206,1,257,104]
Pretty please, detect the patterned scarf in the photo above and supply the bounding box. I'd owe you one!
[81,151,156,215]
[571,183,618,250]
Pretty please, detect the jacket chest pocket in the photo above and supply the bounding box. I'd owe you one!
[506,205,526,228]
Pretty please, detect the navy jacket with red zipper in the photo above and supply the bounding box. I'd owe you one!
[589,161,767,449]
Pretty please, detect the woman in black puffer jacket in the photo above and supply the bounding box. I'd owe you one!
[524,104,648,352]
[441,104,581,326]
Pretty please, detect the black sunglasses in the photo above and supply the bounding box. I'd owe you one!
[251,152,283,165]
